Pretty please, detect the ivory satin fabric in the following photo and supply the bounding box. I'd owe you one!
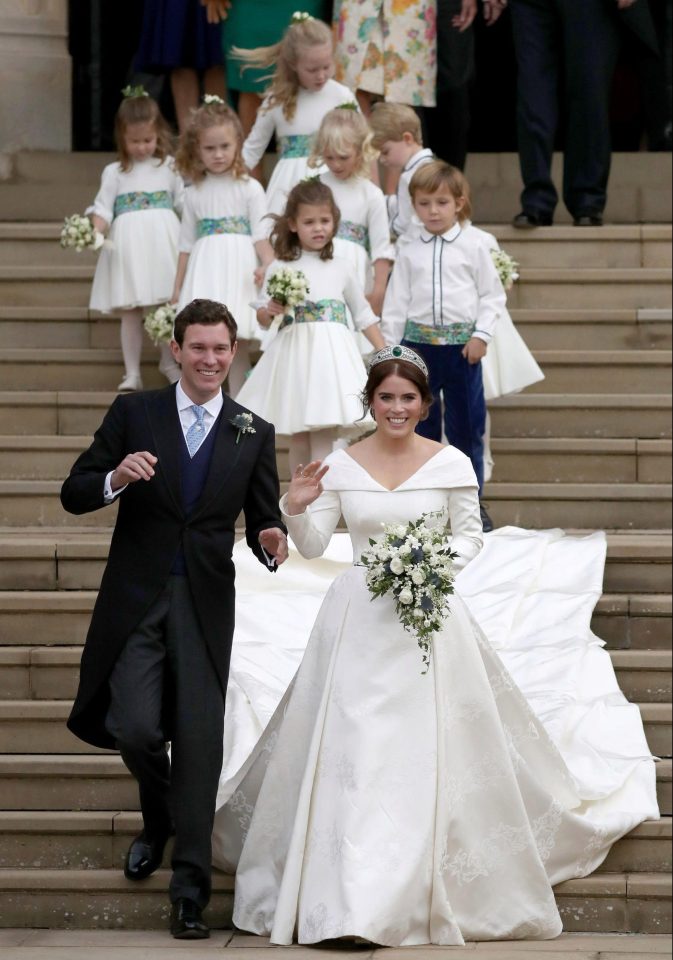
[212,447,658,945]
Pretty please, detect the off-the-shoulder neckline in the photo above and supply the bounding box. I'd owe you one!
[338,446,448,492]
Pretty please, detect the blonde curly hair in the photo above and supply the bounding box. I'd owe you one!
[308,107,378,178]
[232,17,334,122]
[175,101,247,183]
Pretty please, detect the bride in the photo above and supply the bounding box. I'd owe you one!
[213,345,658,946]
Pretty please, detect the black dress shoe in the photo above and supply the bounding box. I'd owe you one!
[512,211,553,228]
[480,502,494,533]
[124,829,172,881]
[573,213,604,227]
[170,898,210,940]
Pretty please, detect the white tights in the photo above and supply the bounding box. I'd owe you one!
[288,429,335,475]
[119,308,180,384]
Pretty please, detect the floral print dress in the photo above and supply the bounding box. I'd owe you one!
[334,0,437,107]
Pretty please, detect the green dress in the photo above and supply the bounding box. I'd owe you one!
[223,0,332,94]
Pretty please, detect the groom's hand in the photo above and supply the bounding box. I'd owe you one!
[259,527,289,566]
[111,452,157,491]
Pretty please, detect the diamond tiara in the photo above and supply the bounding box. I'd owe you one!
[368,345,429,380]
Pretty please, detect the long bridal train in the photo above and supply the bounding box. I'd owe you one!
[212,451,658,945]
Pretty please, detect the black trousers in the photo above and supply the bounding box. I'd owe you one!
[425,0,475,170]
[106,577,224,908]
[510,0,622,217]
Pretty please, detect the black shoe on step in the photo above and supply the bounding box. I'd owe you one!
[512,211,553,228]
[573,213,604,227]
[170,898,210,940]
[124,829,172,881]
[480,502,494,533]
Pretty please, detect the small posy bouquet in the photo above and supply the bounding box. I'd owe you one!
[143,302,176,345]
[266,267,310,311]
[491,248,520,291]
[359,512,458,673]
[60,214,104,253]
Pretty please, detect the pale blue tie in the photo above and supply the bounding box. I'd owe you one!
[185,404,207,457]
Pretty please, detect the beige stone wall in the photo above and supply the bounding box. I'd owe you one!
[0,0,71,152]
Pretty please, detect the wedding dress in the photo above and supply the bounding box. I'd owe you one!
[212,446,658,946]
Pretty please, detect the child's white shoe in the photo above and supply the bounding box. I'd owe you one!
[117,373,143,392]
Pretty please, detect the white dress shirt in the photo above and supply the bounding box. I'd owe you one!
[381,224,506,347]
[103,381,224,503]
[386,147,435,244]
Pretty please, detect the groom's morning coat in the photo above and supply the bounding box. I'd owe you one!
[61,385,284,750]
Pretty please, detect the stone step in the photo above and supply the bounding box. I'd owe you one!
[0,350,168,392]
[2,645,668,703]
[1,264,670,311]
[483,225,673,269]
[4,347,670,395]
[594,595,673,651]
[483,483,672,531]
[0,528,669,596]
[1,390,670,440]
[0,807,669,875]
[528,351,672,395]
[510,308,672,351]
[1,754,669,813]
[489,394,672,440]
[0,865,667,933]
[2,305,671,354]
[1,222,670,269]
[0,698,668,757]
[3,149,670,222]
[0,436,668,485]
[490,439,672,484]
[506,268,671,311]
[0,477,670,530]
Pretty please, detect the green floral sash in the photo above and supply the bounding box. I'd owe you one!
[197,216,252,239]
[113,190,173,218]
[336,220,371,255]
[278,134,314,159]
[404,318,476,347]
[280,299,348,332]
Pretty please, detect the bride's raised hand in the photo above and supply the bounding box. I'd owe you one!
[286,460,329,515]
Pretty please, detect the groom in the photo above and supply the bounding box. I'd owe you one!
[61,298,288,940]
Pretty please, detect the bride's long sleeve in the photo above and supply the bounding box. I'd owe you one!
[447,485,484,571]
[280,490,342,559]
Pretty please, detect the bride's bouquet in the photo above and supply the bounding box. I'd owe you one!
[266,267,310,310]
[491,248,520,291]
[359,512,458,673]
[59,214,105,252]
[144,302,176,345]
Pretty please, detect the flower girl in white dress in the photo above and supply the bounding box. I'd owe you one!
[309,106,395,319]
[88,90,184,392]
[238,15,357,225]
[214,348,658,947]
[236,179,386,472]
[172,98,273,395]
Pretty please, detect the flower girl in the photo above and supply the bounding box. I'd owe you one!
[237,13,357,223]
[309,106,395,318]
[236,179,386,471]
[173,97,273,395]
[88,88,184,392]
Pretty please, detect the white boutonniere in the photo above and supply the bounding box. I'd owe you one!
[230,412,256,444]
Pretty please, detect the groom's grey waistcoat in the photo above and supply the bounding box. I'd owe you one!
[171,413,221,576]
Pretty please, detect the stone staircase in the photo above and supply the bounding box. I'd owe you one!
[0,154,671,933]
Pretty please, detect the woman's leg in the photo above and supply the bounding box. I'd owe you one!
[170,68,200,134]
[227,339,251,397]
[238,92,264,181]
[119,309,144,389]
[289,433,312,475]
[203,65,227,100]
